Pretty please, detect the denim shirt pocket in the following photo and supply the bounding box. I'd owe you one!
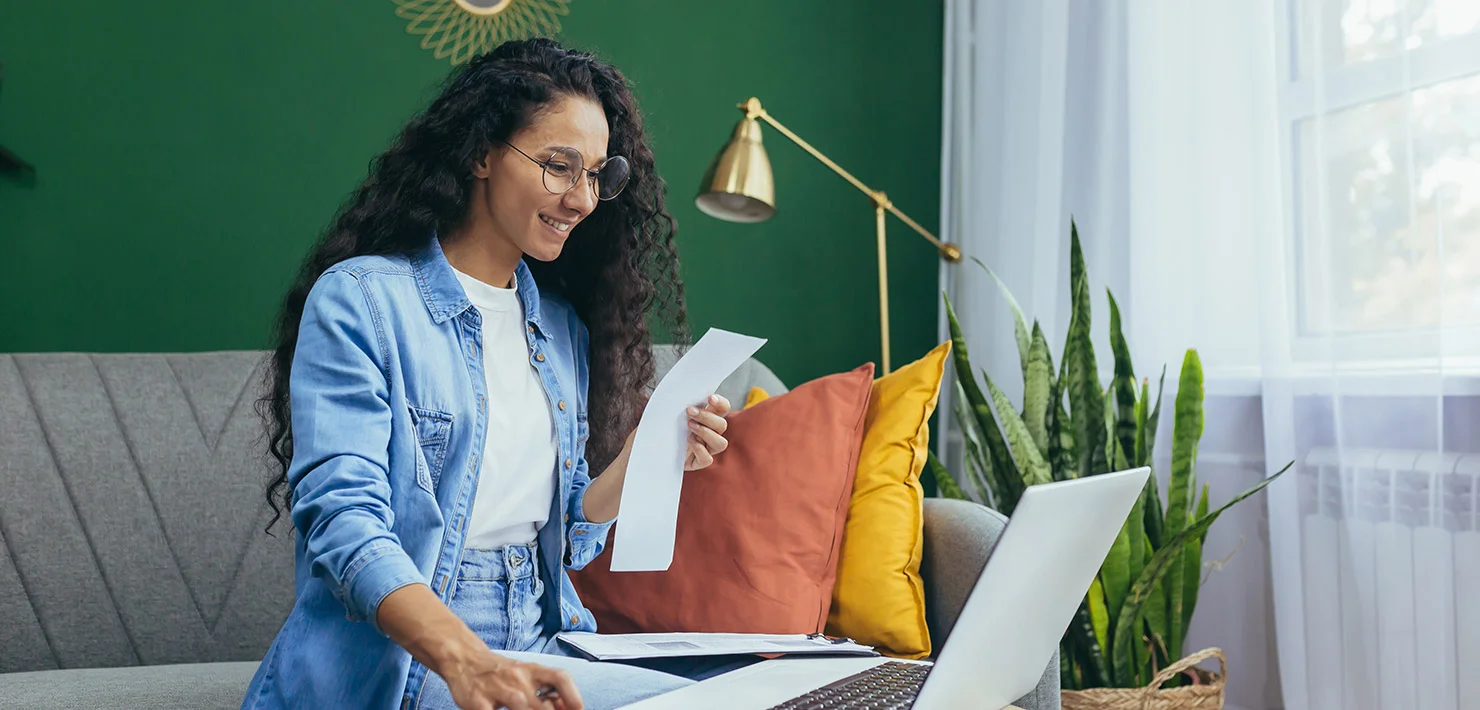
[407,405,453,494]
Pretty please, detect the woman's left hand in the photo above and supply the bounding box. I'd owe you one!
[684,394,731,471]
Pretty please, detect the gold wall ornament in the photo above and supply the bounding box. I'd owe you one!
[394,0,570,65]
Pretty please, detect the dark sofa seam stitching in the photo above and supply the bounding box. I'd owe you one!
[92,355,211,633]
[15,355,143,666]
[0,501,62,669]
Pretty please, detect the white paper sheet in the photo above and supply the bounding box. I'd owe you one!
[555,632,878,661]
[608,327,766,572]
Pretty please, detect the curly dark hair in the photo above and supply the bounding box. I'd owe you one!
[259,38,688,531]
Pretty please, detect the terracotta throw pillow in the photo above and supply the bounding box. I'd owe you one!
[570,363,875,635]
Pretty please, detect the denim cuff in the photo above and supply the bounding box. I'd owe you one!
[341,540,425,634]
[565,488,615,570]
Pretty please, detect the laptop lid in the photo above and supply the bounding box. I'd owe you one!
[914,467,1151,710]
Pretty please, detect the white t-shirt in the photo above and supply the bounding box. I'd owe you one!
[452,266,558,551]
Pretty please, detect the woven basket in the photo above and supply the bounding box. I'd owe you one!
[1061,647,1226,710]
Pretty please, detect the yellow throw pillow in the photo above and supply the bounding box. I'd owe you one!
[825,341,951,659]
[744,386,771,410]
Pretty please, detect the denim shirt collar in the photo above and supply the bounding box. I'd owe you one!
[411,235,545,332]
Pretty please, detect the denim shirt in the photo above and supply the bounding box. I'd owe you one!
[242,237,616,710]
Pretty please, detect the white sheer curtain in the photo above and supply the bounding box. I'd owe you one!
[939,2,1480,709]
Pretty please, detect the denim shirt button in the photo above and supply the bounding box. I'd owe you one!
[564,458,573,469]
[557,400,566,411]
[534,352,546,363]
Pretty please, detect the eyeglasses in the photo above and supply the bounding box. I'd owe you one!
[502,141,631,201]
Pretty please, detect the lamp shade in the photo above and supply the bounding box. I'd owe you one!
[695,116,775,223]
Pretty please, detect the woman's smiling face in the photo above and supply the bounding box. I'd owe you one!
[472,94,610,262]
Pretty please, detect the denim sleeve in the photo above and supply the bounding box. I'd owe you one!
[563,311,614,570]
[564,457,615,570]
[288,270,424,632]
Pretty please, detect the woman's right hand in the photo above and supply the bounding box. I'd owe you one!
[377,584,584,710]
[442,651,583,710]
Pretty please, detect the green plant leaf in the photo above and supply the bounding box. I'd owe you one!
[953,382,1001,508]
[1123,492,1148,686]
[1105,384,1117,470]
[1138,369,1167,551]
[1102,438,1138,687]
[1195,482,1212,529]
[927,450,968,500]
[1143,470,1166,552]
[1145,365,1167,467]
[1164,350,1204,661]
[1110,462,1291,689]
[1046,375,1065,480]
[985,373,1054,487]
[1048,373,1078,480]
[1088,576,1110,657]
[1070,599,1110,687]
[1135,378,1150,467]
[971,256,1031,373]
[1140,572,1168,685]
[946,293,1024,508]
[1181,484,1211,636]
[1126,469,1148,598]
[1100,507,1132,652]
[1108,290,1138,463]
[1113,441,1131,479]
[1064,221,1108,477]
[1024,322,1053,457]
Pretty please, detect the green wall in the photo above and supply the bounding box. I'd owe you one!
[0,1,943,387]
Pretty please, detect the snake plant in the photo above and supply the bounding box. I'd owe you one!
[934,220,1288,689]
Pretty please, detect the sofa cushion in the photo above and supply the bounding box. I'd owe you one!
[0,352,295,672]
[0,661,259,709]
[570,363,875,634]
[825,341,951,659]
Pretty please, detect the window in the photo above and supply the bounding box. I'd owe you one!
[1281,0,1480,343]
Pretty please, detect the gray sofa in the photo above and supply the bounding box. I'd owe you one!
[0,349,1058,709]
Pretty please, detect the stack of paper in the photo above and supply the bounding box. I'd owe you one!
[556,632,879,661]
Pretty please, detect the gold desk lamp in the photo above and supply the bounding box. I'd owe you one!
[695,97,961,375]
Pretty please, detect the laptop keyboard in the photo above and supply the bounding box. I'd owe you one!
[765,661,930,710]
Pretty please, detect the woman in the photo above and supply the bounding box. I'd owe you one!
[244,38,731,710]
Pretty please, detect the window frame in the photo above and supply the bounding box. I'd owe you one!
[1275,0,1480,367]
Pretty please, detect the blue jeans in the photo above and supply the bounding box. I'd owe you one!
[415,544,693,710]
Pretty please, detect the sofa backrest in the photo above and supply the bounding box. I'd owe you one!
[0,348,785,672]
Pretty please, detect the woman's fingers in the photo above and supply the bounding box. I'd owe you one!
[687,420,728,454]
[529,667,583,710]
[686,436,715,470]
[682,394,732,471]
[493,664,536,710]
[685,405,728,435]
[494,689,530,710]
[704,393,732,417]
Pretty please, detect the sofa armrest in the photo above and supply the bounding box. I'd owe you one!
[922,497,1061,710]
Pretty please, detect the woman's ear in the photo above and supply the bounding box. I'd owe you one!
[471,146,498,179]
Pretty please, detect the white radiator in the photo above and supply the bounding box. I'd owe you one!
[1298,448,1480,710]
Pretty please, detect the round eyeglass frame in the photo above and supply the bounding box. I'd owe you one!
[502,140,630,201]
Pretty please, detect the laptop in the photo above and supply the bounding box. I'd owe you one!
[758,466,1151,710]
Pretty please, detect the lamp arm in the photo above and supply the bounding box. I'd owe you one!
[746,101,961,262]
